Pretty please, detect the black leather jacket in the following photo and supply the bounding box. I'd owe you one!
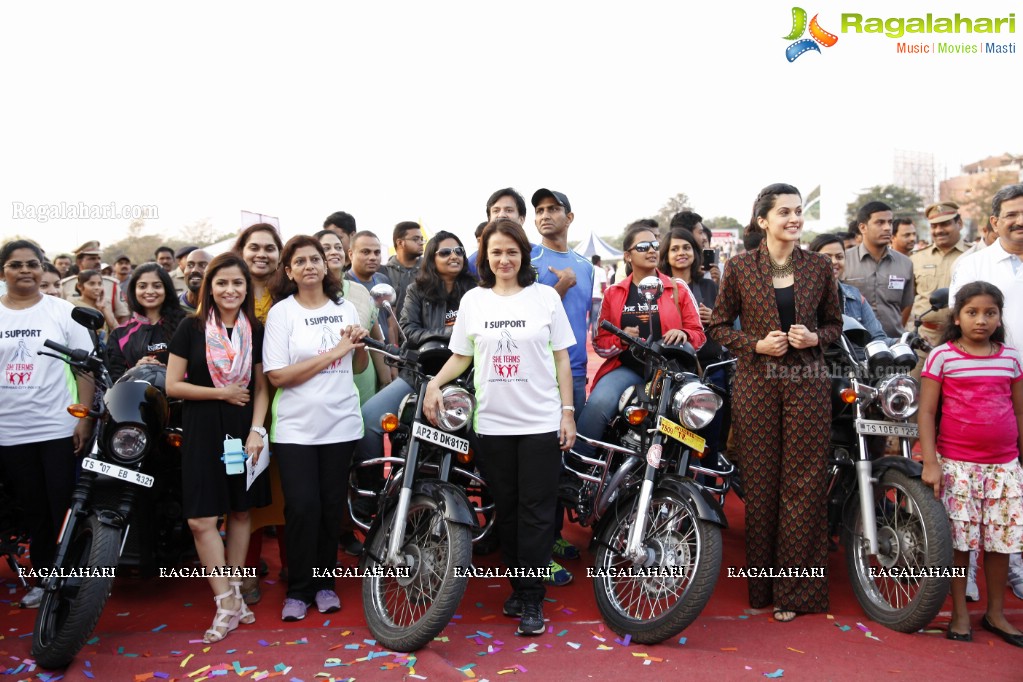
[398,279,475,382]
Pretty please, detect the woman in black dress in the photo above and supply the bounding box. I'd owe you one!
[167,252,271,643]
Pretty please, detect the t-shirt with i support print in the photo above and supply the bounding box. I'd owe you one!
[448,283,575,436]
[619,282,661,375]
[262,295,364,445]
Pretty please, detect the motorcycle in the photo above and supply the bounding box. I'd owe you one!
[349,334,486,652]
[826,289,953,632]
[31,307,188,669]
[560,276,730,644]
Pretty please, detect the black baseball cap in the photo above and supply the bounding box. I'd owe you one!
[531,188,571,214]
[175,245,199,259]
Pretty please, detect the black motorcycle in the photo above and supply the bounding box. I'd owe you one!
[31,307,187,669]
[561,276,730,644]
[350,336,484,652]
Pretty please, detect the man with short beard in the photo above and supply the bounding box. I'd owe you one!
[892,218,918,257]
[177,249,211,314]
[171,245,197,296]
[383,221,423,319]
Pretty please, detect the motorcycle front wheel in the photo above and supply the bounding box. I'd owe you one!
[844,467,952,633]
[362,494,472,652]
[32,514,120,669]
[593,491,722,644]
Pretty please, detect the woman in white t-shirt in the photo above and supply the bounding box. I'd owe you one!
[424,219,576,637]
[263,235,368,623]
[0,240,95,608]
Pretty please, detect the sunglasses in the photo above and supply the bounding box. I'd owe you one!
[437,247,465,258]
[4,260,42,271]
[628,241,660,253]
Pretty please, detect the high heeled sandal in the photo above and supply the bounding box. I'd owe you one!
[230,579,256,625]
[204,589,241,643]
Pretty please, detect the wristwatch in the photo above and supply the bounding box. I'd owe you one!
[250,426,267,438]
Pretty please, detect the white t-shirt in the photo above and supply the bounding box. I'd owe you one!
[262,295,364,445]
[0,295,93,446]
[592,264,608,299]
[449,284,575,435]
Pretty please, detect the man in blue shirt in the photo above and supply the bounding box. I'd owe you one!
[530,188,594,580]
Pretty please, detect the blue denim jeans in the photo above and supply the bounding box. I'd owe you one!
[353,377,413,464]
[575,366,643,458]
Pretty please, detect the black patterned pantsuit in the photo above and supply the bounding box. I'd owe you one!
[733,366,831,612]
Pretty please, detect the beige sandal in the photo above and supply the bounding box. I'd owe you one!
[230,579,256,625]
[204,589,241,643]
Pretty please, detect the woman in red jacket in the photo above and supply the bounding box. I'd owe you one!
[575,224,705,457]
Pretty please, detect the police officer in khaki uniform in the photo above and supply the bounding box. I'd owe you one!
[910,202,969,349]
[58,241,130,322]
[170,245,197,295]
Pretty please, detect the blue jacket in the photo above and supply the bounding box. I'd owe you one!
[839,282,897,345]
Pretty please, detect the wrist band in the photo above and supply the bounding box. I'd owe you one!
[562,406,575,412]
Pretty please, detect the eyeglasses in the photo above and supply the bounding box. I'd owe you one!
[4,260,42,271]
[628,241,660,253]
[402,236,425,243]
[437,247,465,258]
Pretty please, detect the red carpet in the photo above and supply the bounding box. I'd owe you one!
[3,344,1022,680]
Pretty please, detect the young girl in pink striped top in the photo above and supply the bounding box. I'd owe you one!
[919,281,1023,646]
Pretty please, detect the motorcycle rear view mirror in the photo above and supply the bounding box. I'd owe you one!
[929,288,949,310]
[71,306,105,331]
[637,276,663,305]
[370,283,397,310]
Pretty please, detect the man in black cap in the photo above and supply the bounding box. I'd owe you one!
[530,188,594,587]
[178,248,211,314]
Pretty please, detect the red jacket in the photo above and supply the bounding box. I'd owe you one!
[593,270,705,386]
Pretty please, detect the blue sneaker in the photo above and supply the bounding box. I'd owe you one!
[544,560,573,586]
[552,537,580,561]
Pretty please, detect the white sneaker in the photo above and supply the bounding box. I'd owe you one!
[21,586,43,609]
[1009,552,1023,600]
[965,550,979,602]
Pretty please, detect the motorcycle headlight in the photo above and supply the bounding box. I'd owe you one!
[671,383,722,430]
[436,386,475,432]
[109,425,148,463]
[878,374,918,420]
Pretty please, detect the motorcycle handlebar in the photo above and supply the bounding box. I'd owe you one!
[43,339,92,363]
[600,319,648,350]
[361,336,419,364]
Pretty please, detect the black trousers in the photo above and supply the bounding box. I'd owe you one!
[275,440,355,602]
[0,437,77,581]
[479,432,561,604]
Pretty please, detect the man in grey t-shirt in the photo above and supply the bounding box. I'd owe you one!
[843,201,915,337]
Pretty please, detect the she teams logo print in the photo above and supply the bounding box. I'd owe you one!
[784,7,839,62]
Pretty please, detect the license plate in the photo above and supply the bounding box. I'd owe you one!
[411,421,470,454]
[656,416,706,452]
[855,420,919,438]
[81,457,154,488]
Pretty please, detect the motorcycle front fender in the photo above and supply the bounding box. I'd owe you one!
[359,478,478,569]
[870,455,922,479]
[655,475,729,529]
[415,480,478,531]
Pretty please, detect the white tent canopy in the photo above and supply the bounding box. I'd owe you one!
[573,229,622,260]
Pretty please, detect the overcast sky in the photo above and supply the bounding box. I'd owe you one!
[1,0,1019,255]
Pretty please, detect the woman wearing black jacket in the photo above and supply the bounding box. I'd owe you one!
[353,231,476,469]
[106,264,186,382]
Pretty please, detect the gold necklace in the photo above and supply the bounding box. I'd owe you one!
[956,339,994,356]
[769,253,795,277]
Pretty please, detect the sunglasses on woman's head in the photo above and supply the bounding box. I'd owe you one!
[628,241,660,253]
[437,247,465,258]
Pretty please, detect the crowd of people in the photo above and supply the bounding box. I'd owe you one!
[2,182,1023,647]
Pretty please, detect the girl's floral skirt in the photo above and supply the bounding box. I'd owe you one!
[938,455,1023,554]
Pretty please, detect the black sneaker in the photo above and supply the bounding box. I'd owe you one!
[340,531,364,557]
[503,593,523,617]
[517,602,544,636]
